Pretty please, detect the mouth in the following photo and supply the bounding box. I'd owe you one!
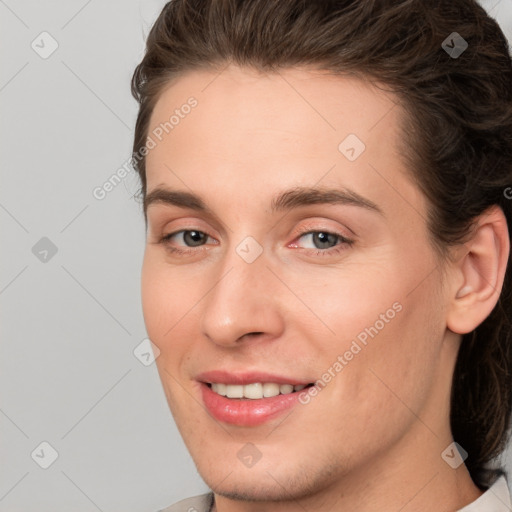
[197,372,316,426]
[206,382,314,400]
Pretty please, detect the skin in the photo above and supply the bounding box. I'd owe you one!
[141,65,509,511]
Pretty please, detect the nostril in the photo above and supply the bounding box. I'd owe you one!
[240,332,264,341]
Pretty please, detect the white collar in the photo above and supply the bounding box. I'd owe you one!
[457,476,511,511]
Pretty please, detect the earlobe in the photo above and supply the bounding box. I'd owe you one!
[447,206,510,335]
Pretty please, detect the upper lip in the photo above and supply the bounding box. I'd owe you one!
[196,370,313,386]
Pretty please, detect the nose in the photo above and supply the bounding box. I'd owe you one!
[200,241,285,348]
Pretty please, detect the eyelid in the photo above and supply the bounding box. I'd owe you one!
[160,229,217,246]
[158,218,353,243]
[290,230,352,247]
[289,220,355,242]
[147,211,225,241]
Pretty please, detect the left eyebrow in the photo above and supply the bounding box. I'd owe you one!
[144,185,383,220]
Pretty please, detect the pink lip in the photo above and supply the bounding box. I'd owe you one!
[200,382,309,426]
[195,370,311,386]
[196,370,313,426]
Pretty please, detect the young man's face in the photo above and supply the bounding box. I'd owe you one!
[142,66,459,503]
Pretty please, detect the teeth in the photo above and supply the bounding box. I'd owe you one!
[210,382,308,399]
[279,384,294,395]
[226,384,244,398]
[215,383,227,396]
[244,383,263,399]
[263,383,280,397]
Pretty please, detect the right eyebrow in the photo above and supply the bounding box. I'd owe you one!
[145,187,211,215]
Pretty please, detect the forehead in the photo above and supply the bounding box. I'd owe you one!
[148,65,401,161]
[144,65,424,221]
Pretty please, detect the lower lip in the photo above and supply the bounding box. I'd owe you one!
[200,383,307,426]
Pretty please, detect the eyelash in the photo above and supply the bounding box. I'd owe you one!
[157,227,354,257]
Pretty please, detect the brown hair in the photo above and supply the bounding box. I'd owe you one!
[131,0,512,488]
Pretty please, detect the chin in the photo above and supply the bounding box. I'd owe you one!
[204,472,315,503]
[194,450,342,504]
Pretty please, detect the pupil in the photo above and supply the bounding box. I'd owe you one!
[314,232,335,249]
[185,231,205,247]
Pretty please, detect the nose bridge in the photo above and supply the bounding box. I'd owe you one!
[199,236,283,346]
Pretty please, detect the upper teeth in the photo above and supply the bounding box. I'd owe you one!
[211,382,307,399]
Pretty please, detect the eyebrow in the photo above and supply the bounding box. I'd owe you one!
[144,185,383,219]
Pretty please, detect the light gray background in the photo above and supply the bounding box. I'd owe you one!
[1,1,511,511]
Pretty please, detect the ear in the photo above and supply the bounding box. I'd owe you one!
[446,206,510,335]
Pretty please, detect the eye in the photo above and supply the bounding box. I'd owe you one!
[297,231,341,250]
[159,229,216,255]
[290,230,353,256]
[164,230,208,247]
[157,228,353,258]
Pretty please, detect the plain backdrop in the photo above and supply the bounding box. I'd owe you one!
[1,1,511,511]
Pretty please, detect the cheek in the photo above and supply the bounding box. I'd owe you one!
[298,255,444,400]
[281,261,402,346]
[141,259,164,339]
[340,282,444,425]
[141,254,182,351]
[141,252,190,332]
[141,252,208,382]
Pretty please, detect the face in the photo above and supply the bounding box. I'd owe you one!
[141,66,454,502]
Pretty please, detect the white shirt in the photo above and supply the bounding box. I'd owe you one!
[457,475,511,512]
[160,475,512,512]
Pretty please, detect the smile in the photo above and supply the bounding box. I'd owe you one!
[208,382,310,399]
